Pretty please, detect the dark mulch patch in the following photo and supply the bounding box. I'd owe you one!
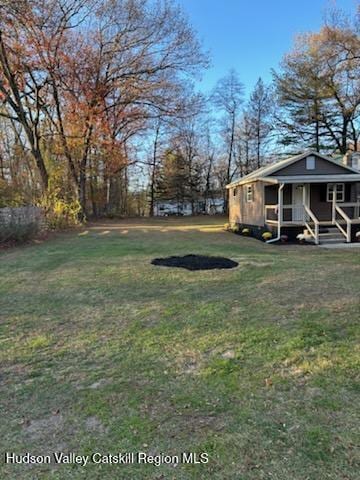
[151,254,238,271]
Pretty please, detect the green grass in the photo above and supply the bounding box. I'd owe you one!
[0,216,359,479]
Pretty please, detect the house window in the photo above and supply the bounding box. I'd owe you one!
[233,187,237,197]
[327,183,345,202]
[246,185,253,202]
[306,155,315,170]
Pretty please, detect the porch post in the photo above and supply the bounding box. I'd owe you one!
[278,183,284,237]
[302,184,307,222]
[332,184,336,224]
[302,184,307,206]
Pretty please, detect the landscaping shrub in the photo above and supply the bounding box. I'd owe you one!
[0,221,39,243]
[38,190,81,229]
[262,231,273,241]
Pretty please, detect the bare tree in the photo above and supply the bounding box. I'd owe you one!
[247,78,273,168]
[212,69,244,210]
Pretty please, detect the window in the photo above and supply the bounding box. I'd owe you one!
[246,185,253,202]
[327,183,345,202]
[306,155,315,170]
[233,187,237,197]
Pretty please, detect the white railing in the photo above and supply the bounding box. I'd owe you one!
[283,204,305,222]
[265,204,305,223]
[338,202,360,222]
[334,205,351,242]
[265,204,278,223]
[265,199,360,244]
[304,205,320,245]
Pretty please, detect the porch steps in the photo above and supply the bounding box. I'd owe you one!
[306,227,346,245]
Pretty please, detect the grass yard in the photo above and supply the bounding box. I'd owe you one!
[0,216,359,479]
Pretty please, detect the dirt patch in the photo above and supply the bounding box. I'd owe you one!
[85,416,108,434]
[151,254,238,271]
[23,414,64,440]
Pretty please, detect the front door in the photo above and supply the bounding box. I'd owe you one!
[292,184,304,221]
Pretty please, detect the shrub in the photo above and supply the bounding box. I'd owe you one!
[0,221,39,243]
[223,222,231,231]
[38,191,82,230]
[231,224,240,233]
[242,228,250,235]
[262,231,272,241]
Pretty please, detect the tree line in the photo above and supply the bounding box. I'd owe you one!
[1,1,360,220]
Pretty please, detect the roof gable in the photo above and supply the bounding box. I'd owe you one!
[270,154,354,176]
[227,151,360,188]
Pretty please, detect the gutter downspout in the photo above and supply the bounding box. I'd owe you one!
[266,183,284,244]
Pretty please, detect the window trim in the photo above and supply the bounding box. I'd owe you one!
[326,183,345,203]
[246,184,254,203]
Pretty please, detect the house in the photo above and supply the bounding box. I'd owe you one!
[226,151,360,244]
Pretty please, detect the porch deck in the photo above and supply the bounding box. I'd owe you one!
[265,202,360,244]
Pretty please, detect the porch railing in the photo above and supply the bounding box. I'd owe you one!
[265,200,360,244]
[265,204,278,222]
[304,205,320,245]
[332,201,360,243]
[265,204,305,223]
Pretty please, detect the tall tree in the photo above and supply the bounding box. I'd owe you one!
[247,78,273,167]
[212,69,244,210]
[274,10,360,154]
[0,0,208,218]
[156,149,190,211]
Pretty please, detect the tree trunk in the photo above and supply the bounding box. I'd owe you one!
[51,77,78,191]
[224,112,235,213]
[32,143,49,190]
[78,124,93,219]
[256,112,261,168]
[149,122,160,216]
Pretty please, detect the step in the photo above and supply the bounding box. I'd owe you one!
[326,227,340,233]
[320,238,346,244]
[319,232,344,238]
[307,236,346,245]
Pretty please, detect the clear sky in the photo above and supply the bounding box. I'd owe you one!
[178,0,359,96]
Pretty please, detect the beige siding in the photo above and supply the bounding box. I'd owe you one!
[229,181,265,226]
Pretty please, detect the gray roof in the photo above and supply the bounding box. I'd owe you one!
[226,150,360,188]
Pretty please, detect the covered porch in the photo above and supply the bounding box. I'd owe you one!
[264,181,360,244]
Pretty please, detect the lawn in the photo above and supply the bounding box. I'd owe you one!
[0,216,359,479]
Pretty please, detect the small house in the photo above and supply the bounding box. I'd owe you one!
[227,151,360,244]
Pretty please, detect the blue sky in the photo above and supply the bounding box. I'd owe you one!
[179,0,358,96]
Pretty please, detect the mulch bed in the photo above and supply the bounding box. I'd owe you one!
[151,254,238,271]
